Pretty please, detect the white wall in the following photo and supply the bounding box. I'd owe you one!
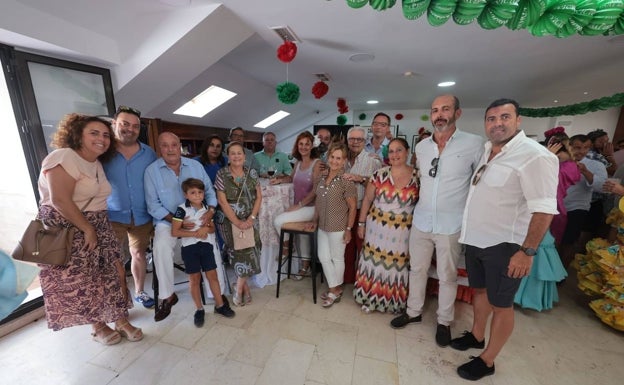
[274,107,620,152]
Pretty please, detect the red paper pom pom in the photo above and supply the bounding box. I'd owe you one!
[277,42,297,63]
[337,98,347,108]
[339,106,349,114]
[312,81,329,99]
[395,113,404,120]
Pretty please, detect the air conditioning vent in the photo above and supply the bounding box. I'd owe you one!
[270,25,301,43]
[314,73,331,82]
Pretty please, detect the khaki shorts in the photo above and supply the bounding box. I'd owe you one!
[111,220,154,256]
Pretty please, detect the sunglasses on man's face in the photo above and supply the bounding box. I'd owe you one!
[116,105,141,118]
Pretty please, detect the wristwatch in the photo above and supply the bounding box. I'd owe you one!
[520,246,537,256]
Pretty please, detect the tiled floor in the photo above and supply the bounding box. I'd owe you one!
[1,270,623,385]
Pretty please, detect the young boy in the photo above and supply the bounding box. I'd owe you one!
[172,178,235,327]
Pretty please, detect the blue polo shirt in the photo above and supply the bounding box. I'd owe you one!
[103,142,157,226]
[144,157,217,226]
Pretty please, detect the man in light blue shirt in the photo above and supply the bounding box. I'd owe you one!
[254,132,292,177]
[561,134,607,267]
[103,105,157,309]
[364,112,391,163]
[145,132,217,321]
[390,95,484,348]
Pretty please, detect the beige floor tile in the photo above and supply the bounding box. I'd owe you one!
[352,355,399,385]
[255,338,315,385]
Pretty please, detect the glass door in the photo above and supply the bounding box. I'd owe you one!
[0,45,115,325]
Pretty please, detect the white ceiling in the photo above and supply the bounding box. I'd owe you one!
[1,0,623,133]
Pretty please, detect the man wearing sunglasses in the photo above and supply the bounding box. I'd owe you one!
[453,99,558,381]
[103,106,157,309]
[390,95,483,349]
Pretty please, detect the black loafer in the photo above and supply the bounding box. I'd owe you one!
[435,324,451,347]
[390,313,422,329]
[194,309,205,327]
[457,356,495,381]
[450,331,485,351]
[154,293,178,322]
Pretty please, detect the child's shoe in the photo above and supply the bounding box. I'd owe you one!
[215,301,235,318]
[194,309,205,327]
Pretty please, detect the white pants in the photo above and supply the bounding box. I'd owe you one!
[153,223,226,300]
[317,229,346,288]
[274,206,315,259]
[407,229,461,326]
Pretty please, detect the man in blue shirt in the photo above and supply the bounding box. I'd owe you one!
[364,112,391,163]
[254,132,292,177]
[145,132,218,321]
[227,127,261,173]
[103,106,157,309]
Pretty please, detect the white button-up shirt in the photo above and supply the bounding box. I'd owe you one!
[412,129,484,234]
[460,131,559,248]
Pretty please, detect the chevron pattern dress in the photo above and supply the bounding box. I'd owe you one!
[353,167,419,313]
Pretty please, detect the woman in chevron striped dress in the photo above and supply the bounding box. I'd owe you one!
[354,138,419,314]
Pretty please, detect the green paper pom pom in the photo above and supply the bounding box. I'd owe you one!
[420,114,429,121]
[347,0,369,9]
[359,113,367,120]
[276,82,300,104]
[337,115,348,126]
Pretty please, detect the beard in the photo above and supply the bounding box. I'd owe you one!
[433,117,455,132]
[317,142,328,154]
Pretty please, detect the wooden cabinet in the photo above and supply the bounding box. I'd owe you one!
[142,118,263,158]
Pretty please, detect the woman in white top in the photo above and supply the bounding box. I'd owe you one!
[272,131,323,278]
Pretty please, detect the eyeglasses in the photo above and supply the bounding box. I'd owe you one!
[372,121,389,128]
[116,105,141,118]
[472,164,487,185]
[428,157,439,177]
[348,137,365,143]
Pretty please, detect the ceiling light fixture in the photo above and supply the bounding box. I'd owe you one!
[553,100,559,103]
[174,85,236,118]
[349,53,375,62]
[367,100,379,104]
[254,110,290,129]
[437,81,455,87]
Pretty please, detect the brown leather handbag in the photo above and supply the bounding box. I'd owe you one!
[11,198,93,266]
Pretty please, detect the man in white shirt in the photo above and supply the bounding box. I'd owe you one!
[390,95,483,349]
[452,99,558,381]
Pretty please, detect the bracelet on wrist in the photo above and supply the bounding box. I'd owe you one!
[358,222,366,226]
[346,227,352,231]
[250,215,256,220]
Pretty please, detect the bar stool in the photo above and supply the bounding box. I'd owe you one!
[275,222,322,303]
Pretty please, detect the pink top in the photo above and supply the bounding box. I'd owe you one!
[551,160,581,244]
[292,159,318,205]
[38,148,111,211]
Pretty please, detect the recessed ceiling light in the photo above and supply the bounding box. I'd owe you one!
[367,100,379,104]
[174,85,236,118]
[438,81,455,87]
[254,110,290,129]
[553,100,559,103]
[583,91,589,95]
[349,53,375,63]
[404,71,414,77]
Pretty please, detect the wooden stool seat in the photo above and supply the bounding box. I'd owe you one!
[276,222,321,303]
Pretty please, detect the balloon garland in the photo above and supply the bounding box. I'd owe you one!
[518,92,624,117]
[346,0,624,36]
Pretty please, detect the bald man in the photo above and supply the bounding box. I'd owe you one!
[144,132,217,321]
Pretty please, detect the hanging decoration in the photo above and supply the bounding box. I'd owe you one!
[312,81,329,99]
[276,82,300,104]
[276,41,298,63]
[395,113,404,120]
[519,92,624,117]
[337,115,348,125]
[359,113,367,120]
[345,0,624,37]
[420,114,430,121]
[337,98,349,114]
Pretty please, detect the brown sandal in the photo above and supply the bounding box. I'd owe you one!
[115,320,143,342]
[92,323,121,346]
